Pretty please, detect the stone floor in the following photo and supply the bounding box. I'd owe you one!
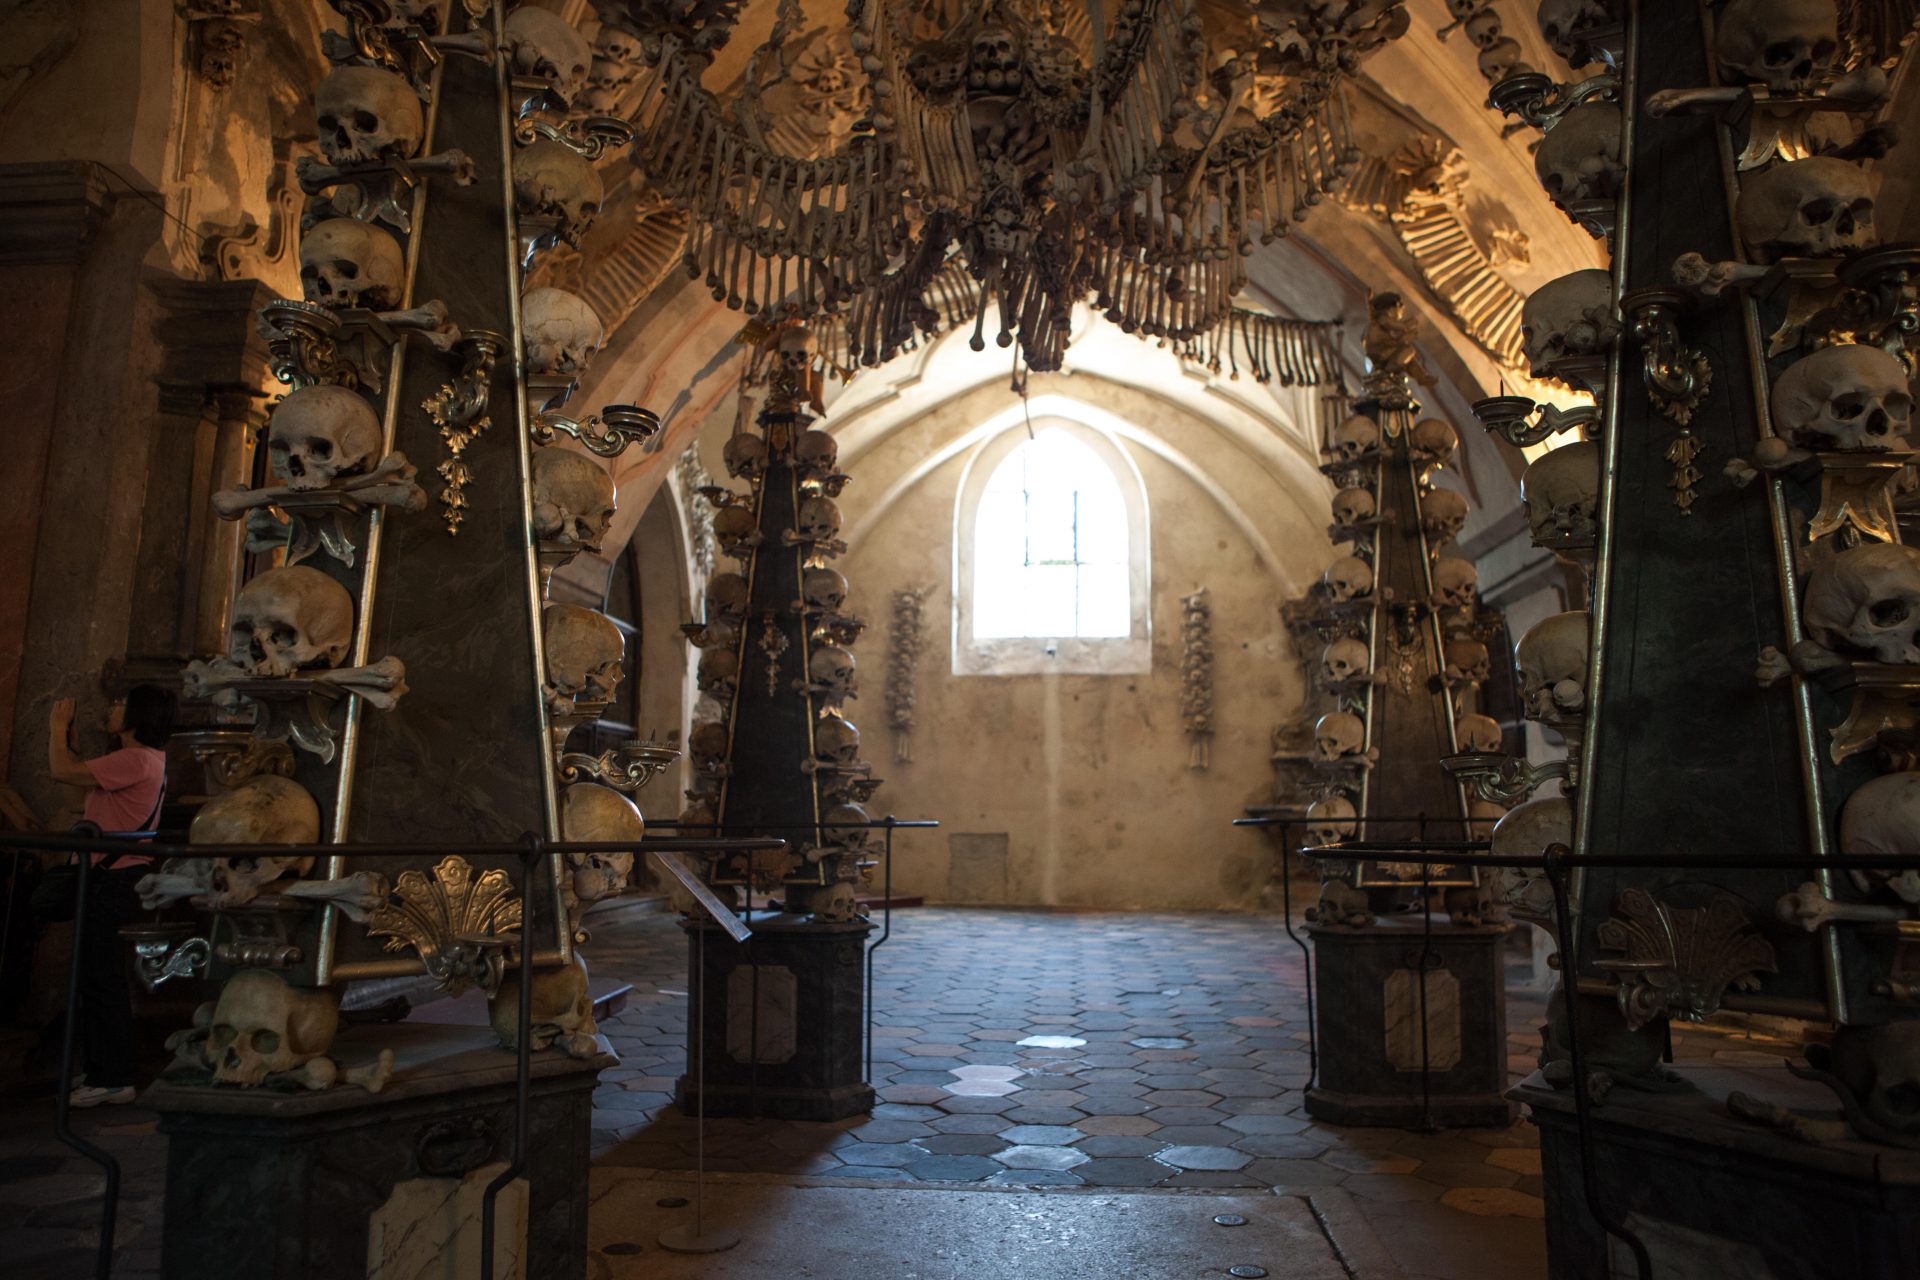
[0,905,1807,1279]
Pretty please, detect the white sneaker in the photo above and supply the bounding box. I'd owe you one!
[68,1084,136,1109]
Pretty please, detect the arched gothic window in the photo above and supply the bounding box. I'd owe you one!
[954,418,1150,675]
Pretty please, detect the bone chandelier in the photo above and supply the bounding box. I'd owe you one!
[602,0,1400,375]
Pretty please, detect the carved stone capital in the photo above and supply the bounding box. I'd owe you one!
[0,161,115,265]
[148,276,281,395]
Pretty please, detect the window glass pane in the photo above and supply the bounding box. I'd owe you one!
[972,429,1135,641]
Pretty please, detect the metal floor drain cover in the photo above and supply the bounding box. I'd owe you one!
[1213,1214,1247,1227]
[1227,1268,1268,1278]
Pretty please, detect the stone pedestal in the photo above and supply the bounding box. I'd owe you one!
[678,913,874,1121]
[148,1021,608,1280]
[1515,1065,1920,1279]
[1305,918,1512,1127]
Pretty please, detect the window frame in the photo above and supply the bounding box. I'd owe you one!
[952,416,1151,676]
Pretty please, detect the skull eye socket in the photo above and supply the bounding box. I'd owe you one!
[353,110,379,134]
[211,1025,238,1048]
[255,1031,281,1054]
[1834,392,1867,421]
[317,112,339,134]
[309,438,334,460]
[1871,599,1912,628]
[1762,41,1803,69]
[1801,199,1838,227]
[331,259,359,280]
[271,624,298,651]
[1811,40,1838,64]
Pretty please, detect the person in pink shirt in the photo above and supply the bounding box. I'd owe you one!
[40,684,176,1107]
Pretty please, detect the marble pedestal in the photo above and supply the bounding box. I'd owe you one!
[147,1021,609,1280]
[1305,918,1513,1127]
[1516,1063,1920,1279]
[678,913,874,1121]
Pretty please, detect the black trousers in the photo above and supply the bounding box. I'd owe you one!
[31,864,145,1088]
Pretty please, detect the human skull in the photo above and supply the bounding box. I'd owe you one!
[230,566,354,676]
[1771,344,1914,451]
[811,645,857,698]
[1477,37,1531,82]
[1422,487,1470,542]
[1332,487,1376,526]
[1717,0,1839,94]
[1456,711,1504,753]
[512,140,604,243]
[1838,772,1920,903]
[521,287,605,376]
[205,969,339,1087]
[268,385,383,491]
[532,449,615,549]
[822,801,875,850]
[1306,795,1358,847]
[797,496,842,543]
[584,53,635,112]
[777,324,818,368]
[1738,156,1875,262]
[1537,0,1613,63]
[188,775,320,906]
[1324,555,1374,603]
[1535,102,1625,204]
[1431,557,1479,611]
[1320,637,1371,684]
[1517,610,1590,723]
[1522,268,1619,375]
[1804,541,1920,662]
[687,721,729,768]
[1445,637,1492,685]
[1466,798,1509,842]
[1463,10,1504,48]
[299,218,406,310]
[968,24,1024,93]
[561,783,641,906]
[1813,1021,1920,1143]
[1313,710,1366,761]
[1490,794,1572,925]
[313,66,424,166]
[593,24,645,64]
[803,567,848,613]
[794,429,839,480]
[505,6,593,105]
[708,572,751,621]
[696,648,739,703]
[1521,441,1601,544]
[544,604,625,702]
[713,505,758,555]
[1410,418,1458,463]
[723,434,768,481]
[815,715,862,765]
[1331,415,1380,460]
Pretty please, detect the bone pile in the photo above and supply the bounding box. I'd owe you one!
[1180,589,1214,770]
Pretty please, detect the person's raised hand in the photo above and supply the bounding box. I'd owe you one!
[50,697,74,730]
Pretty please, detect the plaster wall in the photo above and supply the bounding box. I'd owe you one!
[827,373,1333,911]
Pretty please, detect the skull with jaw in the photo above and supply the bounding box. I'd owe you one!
[1430,557,1480,611]
[1332,487,1376,527]
[203,969,340,1087]
[268,385,383,492]
[1805,542,1920,663]
[1535,102,1626,204]
[1422,488,1470,543]
[1522,269,1618,376]
[810,645,857,699]
[299,218,406,310]
[1717,0,1839,94]
[707,572,752,621]
[314,66,423,167]
[796,496,843,543]
[1517,610,1590,724]
[230,566,354,677]
[1536,0,1613,64]
[1521,441,1602,544]
[1313,710,1366,761]
[1330,415,1380,461]
[1324,555,1374,604]
[544,605,626,704]
[696,648,740,703]
[815,716,862,766]
[1772,344,1914,451]
[803,567,848,613]
[532,449,615,550]
[724,434,768,481]
[1456,712,1504,753]
[561,783,641,909]
[1738,157,1876,262]
[1320,637,1371,685]
[504,6,593,106]
[522,287,605,376]
[512,141,604,245]
[1445,638,1492,685]
[1306,795,1357,847]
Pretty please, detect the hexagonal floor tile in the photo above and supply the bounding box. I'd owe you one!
[1074,1157,1174,1187]
[903,1154,1000,1182]
[993,1144,1091,1172]
[997,1124,1083,1146]
[1155,1145,1253,1172]
[1075,1114,1162,1137]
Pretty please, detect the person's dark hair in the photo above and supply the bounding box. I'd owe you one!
[124,684,177,749]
